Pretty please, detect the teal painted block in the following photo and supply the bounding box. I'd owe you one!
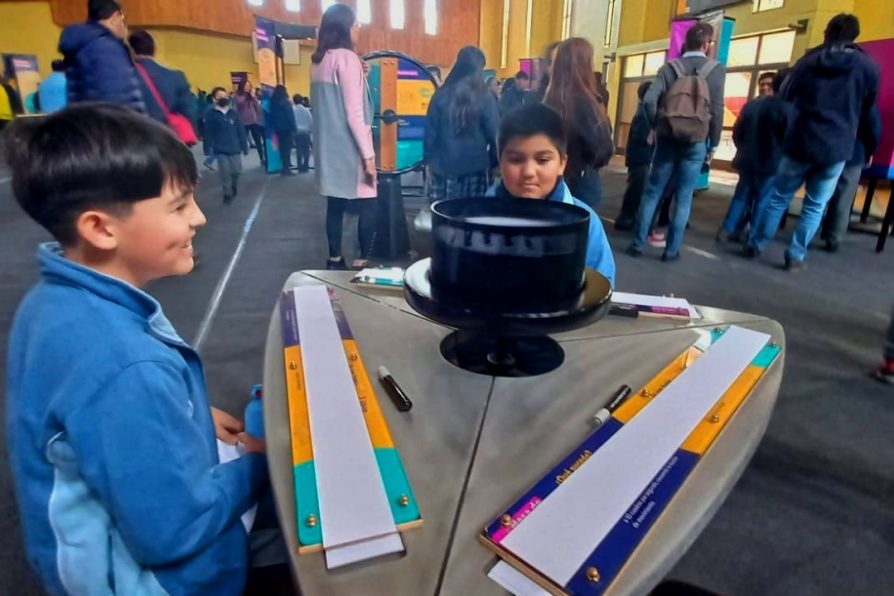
[375,447,421,524]
[294,461,322,546]
[752,345,781,369]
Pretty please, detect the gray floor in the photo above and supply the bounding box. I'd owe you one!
[2,156,893,595]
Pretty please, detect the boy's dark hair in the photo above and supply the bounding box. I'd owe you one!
[210,86,227,98]
[637,81,651,101]
[498,103,567,156]
[1,103,197,246]
[515,70,530,81]
[51,59,65,72]
[293,94,303,105]
[758,71,776,84]
[128,30,155,57]
[825,13,860,45]
[684,22,714,52]
[88,0,122,21]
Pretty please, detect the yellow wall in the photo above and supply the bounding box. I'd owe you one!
[852,0,894,42]
[479,0,564,78]
[480,0,505,72]
[0,1,311,97]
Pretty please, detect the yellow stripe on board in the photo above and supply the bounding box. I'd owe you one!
[284,345,313,465]
[680,364,765,455]
[343,339,395,450]
[613,347,702,424]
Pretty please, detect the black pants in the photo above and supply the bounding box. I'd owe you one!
[295,132,311,171]
[617,164,649,226]
[275,129,293,173]
[326,197,377,260]
[245,124,265,165]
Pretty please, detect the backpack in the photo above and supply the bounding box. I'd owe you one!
[658,58,718,143]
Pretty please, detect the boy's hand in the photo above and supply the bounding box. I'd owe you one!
[238,432,267,454]
[211,407,243,445]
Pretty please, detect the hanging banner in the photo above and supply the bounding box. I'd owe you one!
[255,16,283,173]
[230,71,249,92]
[3,54,40,114]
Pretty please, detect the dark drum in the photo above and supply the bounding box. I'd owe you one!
[430,198,590,313]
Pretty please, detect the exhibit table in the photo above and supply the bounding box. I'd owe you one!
[263,271,786,595]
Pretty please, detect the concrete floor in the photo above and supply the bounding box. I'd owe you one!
[2,156,894,595]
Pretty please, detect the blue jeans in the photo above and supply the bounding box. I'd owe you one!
[632,139,707,256]
[748,155,846,262]
[721,173,775,235]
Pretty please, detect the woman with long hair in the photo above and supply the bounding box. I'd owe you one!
[269,84,297,176]
[234,79,265,166]
[311,3,377,270]
[423,46,499,202]
[544,37,614,210]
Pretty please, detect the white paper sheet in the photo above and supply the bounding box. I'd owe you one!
[501,326,769,586]
[611,291,701,319]
[216,439,258,532]
[293,286,401,564]
[324,532,405,569]
[488,561,551,596]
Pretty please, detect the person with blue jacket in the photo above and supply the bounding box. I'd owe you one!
[129,29,196,128]
[487,103,616,286]
[58,0,145,113]
[37,60,67,113]
[3,104,271,596]
[205,86,249,203]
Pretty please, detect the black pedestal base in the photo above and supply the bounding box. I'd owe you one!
[439,330,565,377]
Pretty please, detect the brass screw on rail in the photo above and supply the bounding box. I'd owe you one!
[586,567,601,582]
[306,514,317,528]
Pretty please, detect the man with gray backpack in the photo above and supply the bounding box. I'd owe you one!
[627,22,725,261]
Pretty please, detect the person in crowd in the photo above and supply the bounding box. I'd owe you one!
[544,37,614,211]
[745,13,879,270]
[204,86,248,203]
[626,22,726,261]
[615,81,654,231]
[486,76,502,100]
[717,71,791,243]
[302,96,311,109]
[529,42,559,105]
[757,70,775,97]
[37,59,67,113]
[486,103,615,285]
[201,93,217,170]
[234,80,266,166]
[594,72,610,107]
[821,101,882,253]
[269,85,297,176]
[311,3,377,270]
[2,104,270,596]
[424,46,499,202]
[129,30,195,129]
[58,0,145,113]
[293,93,313,173]
[500,71,529,114]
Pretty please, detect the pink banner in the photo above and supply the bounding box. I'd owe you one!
[860,38,894,179]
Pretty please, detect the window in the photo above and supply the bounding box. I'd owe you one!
[604,0,617,47]
[285,0,300,11]
[758,31,796,64]
[561,0,574,40]
[727,37,759,67]
[643,51,665,76]
[320,0,335,11]
[357,0,372,24]
[753,0,784,12]
[424,0,437,35]
[390,0,405,29]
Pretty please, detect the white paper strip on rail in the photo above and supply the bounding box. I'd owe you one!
[488,561,551,596]
[501,325,770,585]
[293,286,401,565]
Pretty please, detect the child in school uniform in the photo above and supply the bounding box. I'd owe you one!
[3,104,270,595]
[204,85,248,203]
[487,103,616,286]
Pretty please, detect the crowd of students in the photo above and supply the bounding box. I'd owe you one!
[0,0,886,594]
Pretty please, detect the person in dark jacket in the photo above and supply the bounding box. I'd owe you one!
[615,81,653,231]
[269,85,297,175]
[58,0,145,113]
[204,87,248,203]
[128,30,195,128]
[499,72,529,114]
[718,71,791,242]
[821,102,882,252]
[424,46,499,201]
[627,22,726,261]
[746,13,880,269]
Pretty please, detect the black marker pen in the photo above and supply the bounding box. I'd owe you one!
[378,366,413,412]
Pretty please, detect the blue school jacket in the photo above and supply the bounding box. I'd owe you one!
[6,243,268,595]
[486,180,616,286]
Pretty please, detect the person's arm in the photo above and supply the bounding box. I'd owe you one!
[173,70,196,125]
[642,66,669,129]
[64,361,268,566]
[732,101,749,148]
[90,37,147,113]
[707,63,726,150]
[336,52,375,161]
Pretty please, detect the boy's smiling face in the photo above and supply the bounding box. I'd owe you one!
[74,181,206,287]
[500,133,568,200]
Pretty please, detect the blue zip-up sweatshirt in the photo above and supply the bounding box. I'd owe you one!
[487,180,616,286]
[6,244,268,595]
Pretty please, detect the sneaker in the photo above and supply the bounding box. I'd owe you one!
[872,359,894,384]
[743,245,760,259]
[326,257,348,271]
[648,230,667,248]
[203,162,216,171]
[824,240,839,253]
[661,252,680,263]
[614,218,635,232]
[783,255,806,272]
[625,245,643,257]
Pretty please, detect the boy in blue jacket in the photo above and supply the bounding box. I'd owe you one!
[487,103,616,286]
[3,104,269,595]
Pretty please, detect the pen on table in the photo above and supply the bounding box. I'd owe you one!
[608,305,639,318]
[590,384,633,428]
[378,366,413,412]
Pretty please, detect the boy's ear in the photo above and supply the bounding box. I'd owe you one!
[75,210,122,251]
